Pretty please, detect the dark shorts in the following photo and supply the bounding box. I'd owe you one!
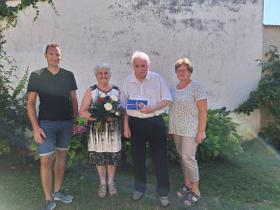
[38,120,72,156]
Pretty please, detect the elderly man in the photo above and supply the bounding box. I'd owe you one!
[122,51,171,207]
[27,44,78,210]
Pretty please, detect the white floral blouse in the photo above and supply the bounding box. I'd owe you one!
[169,80,207,138]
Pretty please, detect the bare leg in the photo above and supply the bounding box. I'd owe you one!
[107,165,116,184]
[54,150,67,192]
[40,155,53,201]
[191,181,200,195]
[107,164,117,196]
[96,165,107,185]
[184,176,191,188]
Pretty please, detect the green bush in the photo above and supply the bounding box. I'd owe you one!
[198,108,243,160]
[66,117,88,168]
[66,135,88,168]
[262,124,280,150]
[0,29,30,149]
[0,30,26,123]
[235,46,280,149]
[121,109,243,167]
[163,114,179,163]
[29,109,243,168]
[0,139,10,155]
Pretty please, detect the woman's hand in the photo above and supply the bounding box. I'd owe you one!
[106,117,113,122]
[195,131,205,144]
[89,117,96,121]
[123,123,131,139]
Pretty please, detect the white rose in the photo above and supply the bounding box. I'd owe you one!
[100,93,107,98]
[110,95,119,102]
[115,111,120,117]
[104,103,113,111]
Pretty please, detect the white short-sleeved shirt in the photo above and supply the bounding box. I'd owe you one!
[122,71,172,118]
[169,80,207,137]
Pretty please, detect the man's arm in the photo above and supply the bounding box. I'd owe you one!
[70,90,78,134]
[27,92,46,144]
[139,74,172,114]
[70,90,78,123]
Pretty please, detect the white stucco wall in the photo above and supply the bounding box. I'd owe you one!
[3,0,263,135]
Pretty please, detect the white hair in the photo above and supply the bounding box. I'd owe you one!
[131,51,150,65]
[94,62,112,75]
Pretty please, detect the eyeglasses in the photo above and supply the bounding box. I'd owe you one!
[175,69,189,74]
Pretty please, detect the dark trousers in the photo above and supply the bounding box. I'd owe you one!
[129,115,169,196]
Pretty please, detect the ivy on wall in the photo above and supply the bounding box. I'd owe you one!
[0,0,56,27]
[235,46,280,149]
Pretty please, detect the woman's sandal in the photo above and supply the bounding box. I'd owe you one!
[108,182,117,196]
[98,184,107,198]
[183,192,201,207]
[176,185,191,199]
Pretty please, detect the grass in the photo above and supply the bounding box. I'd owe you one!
[198,139,280,210]
[1,139,280,210]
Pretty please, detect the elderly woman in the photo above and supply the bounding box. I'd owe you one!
[169,58,207,207]
[80,63,122,198]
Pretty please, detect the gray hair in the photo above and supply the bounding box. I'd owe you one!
[94,63,112,75]
[131,51,150,65]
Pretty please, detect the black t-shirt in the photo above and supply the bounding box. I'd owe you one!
[27,68,77,120]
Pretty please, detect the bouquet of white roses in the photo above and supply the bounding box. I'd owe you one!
[89,93,124,132]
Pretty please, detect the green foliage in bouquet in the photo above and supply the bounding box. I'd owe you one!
[235,46,280,149]
[89,93,124,132]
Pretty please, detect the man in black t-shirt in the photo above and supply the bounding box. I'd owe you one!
[27,44,78,210]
